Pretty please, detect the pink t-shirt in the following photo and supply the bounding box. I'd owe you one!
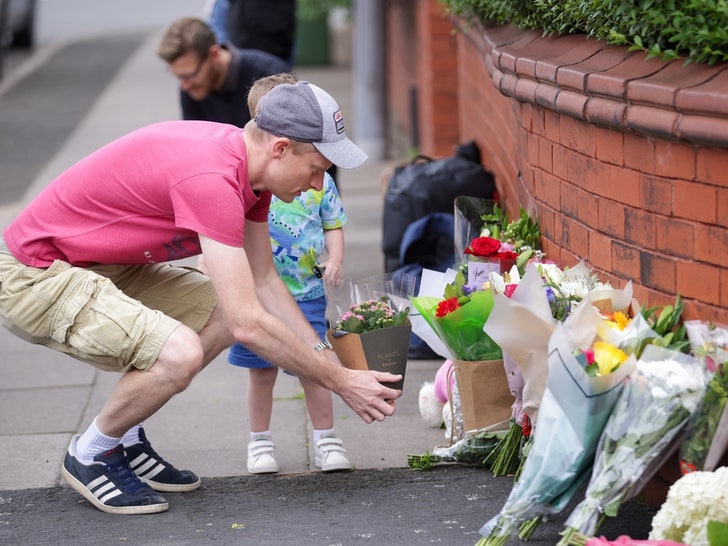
[3,121,271,267]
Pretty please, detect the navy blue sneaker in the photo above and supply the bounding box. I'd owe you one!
[124,427,201,492]
[61,435,168,515]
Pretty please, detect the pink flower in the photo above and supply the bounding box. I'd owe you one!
[586,535,688,545]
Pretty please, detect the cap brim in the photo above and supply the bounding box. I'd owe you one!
[314,139,368,170]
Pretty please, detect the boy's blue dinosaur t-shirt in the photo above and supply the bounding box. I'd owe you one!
[268,173,347,301]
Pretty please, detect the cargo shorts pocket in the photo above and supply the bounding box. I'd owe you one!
[1,260,162,372]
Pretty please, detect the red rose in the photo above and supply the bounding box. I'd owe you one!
[504,284,517,298]
[464,236,501,257]
[494,250,518,262]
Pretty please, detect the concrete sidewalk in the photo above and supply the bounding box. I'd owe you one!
[0,30,445,492]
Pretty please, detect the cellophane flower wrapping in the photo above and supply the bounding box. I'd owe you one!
[409,268,458,359]
[410,281,502,362]
[326,272,416,331]
[453,196,498,267]
[477,302,637,546]
[325,273,416,390]
[484,262,630,426]
[679,320,728,473]
[559,345,707,545]
[648,466,728,546]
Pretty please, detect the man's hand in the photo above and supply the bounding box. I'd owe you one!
[336,369,403,423]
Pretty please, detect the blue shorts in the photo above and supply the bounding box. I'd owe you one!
[227,296,327,369]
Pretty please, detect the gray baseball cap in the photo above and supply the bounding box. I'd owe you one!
[255,81,367,169]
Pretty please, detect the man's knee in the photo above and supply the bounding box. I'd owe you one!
[156,326,205,392]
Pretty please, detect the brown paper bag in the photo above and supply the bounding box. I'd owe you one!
[452,359,513,433]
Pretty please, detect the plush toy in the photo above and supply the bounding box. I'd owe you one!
[418,360,455,429]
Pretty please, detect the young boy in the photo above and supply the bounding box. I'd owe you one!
[230,74,353,473]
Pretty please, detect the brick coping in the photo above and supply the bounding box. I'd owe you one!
[470,22,728,148]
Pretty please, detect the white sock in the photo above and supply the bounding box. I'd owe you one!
[120,423,143,447]
[75,417,122,464]
[250,430,272,440]
[314,428,335,443]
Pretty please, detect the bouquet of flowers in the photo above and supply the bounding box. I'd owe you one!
[409,264,512,436]
[332,296,410,333]
[407,428,506,470]
[477,298,639,546]
[648,466,728,546]
[326,273,415,390]
[453,196,541,275]
[679,320,728,473]
[484,261,617,426]
[410,267,502,362]
[558,345,707,545]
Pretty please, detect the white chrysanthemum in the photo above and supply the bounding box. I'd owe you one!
[649,467,728,546]
[638,359,705,412]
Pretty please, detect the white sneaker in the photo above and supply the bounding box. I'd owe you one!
[247,435,279,474]
[314,435,353,472]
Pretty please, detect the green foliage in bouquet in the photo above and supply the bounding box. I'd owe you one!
[680,359,728,472]
[480,204,540,252]
[709,520,728,546]
[334,296,410,334]
[443,267,468,300]
[640,295,691,354]
[407,429,506,470]
[479,205,541,274]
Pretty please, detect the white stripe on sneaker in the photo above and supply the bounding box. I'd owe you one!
[87,475,122,504]
[98,489,123,504]
[129,454,165,479]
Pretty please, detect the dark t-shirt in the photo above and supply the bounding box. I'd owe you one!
[180,44,291,127]
[226,0,296,63]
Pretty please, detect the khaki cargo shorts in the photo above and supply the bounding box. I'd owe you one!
[0,238,216,373]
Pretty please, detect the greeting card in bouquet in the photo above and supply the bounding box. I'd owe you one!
[326,273,415,391]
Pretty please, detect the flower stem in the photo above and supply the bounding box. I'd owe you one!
[518,516,542,540]
[406,452,440,471]
[487,420,523,476]
[556,526,589,546]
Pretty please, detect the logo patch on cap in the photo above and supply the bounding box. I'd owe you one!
[333,110,345,135]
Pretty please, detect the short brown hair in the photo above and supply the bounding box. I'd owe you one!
[157,17,216,63]
[247,72,299,117]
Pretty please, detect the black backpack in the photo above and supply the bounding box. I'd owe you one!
[381,141,495,273]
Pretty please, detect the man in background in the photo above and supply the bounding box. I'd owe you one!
[158,16,291,128]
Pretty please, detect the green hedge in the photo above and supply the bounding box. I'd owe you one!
[441,0,728,65]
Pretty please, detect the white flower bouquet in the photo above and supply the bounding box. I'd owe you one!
[477,300,638,546]
[558,345,707,545]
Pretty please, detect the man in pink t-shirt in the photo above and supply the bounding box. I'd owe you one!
[0,81,402,515]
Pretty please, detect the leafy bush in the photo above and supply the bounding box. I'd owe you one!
[441,0,728,65]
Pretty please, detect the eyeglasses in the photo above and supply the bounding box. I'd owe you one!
[174,53,208,82]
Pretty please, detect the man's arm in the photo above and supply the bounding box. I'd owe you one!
[198,224,401,423]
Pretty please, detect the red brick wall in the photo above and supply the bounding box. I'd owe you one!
[384,0,728,324]
[385,0,459,158]
[386,0,418,154]
[416,0,459,157]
